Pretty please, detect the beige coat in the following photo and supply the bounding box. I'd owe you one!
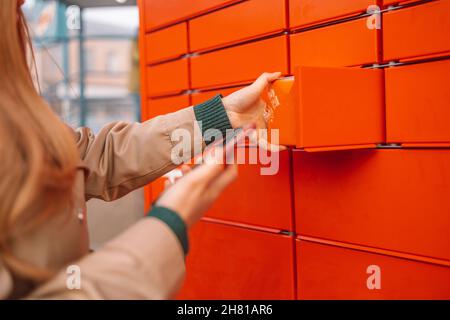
[0,107,201,299]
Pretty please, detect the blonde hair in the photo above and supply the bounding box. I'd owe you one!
[0,1,79,282]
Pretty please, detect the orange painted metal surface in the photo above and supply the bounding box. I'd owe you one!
[191,35,289,89]
[290,17,380,68]
[189,0,286,52]
[142,0,239,31]
[146,94,191,119]
[206,149,293,231]
[191,86,245,105]
[386,59,450,146]
[383,1,450,62]
[146,58,189,97]
[145,23,188,64]
[289,0,375,29]
[293,149,450,261]
[264,66,384,150]
[177,221,295,299]
[296,240,450,300]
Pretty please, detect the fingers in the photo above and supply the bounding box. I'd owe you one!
[253,72,282,91]
[264,71,282,82]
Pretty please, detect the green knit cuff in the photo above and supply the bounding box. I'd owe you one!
[148,206,189,256]
[193,94,233,145]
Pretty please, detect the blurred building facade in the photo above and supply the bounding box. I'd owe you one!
[24,0,144,248]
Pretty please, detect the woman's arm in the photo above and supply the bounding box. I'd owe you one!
[75,72,280,202]
[27,137,241,300]
[76,96,231,202]
[27,217,187,299]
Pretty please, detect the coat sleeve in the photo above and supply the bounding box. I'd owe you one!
[26,218,186,300]
[76,94,232,202]
[76,107,203,201]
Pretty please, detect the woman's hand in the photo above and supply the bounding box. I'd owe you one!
[222,72,281,129]
[155,136,244,228]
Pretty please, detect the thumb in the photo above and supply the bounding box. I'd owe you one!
[253,72,282,91]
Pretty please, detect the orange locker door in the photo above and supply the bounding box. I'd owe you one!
[146,94,191,119]
[290,17,380,68]
[143,0,240,31]
[189,0,286,52]
[145,23,188,64]
[191,86,245,105]
[296,240,450,300]
[386,59,450,146]
[289,0,374,29]
[146,58,189,97]
[383,1,450,62]
[293,149,450,261]
[178,221,295,299]
[265,66,384,151]
[206,149,293,231]
[191,35,289,89]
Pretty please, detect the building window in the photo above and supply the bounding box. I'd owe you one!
[105,51,120,73]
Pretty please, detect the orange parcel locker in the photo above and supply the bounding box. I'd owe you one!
[142,0,239,31]
[296,240,450,300]
[293,149,450,261]
[206,149,293,231]
[191,35,289,89]
[146,94,191,119]
[177,221,295,299]
[290,17,380,68]
[383,0,450,62]
[289,0,375,29]
[386,59,450,147]
[146,58,189,97]
[189,0,287,52]
[145,23,188,64]
[264,66,384,151]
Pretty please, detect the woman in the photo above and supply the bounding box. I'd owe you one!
[0,0,280,299]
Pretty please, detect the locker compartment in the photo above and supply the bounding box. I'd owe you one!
[146,58,189,96]
[264,66,384,151]
[386,59,450,146]
[189,0,287,52]
[191,86,245,105]
[296,240,450,300]
[383,1,450,62]
[289,0,375,29]
[293,149,450,261]
[206,149,293,231]
[148,150,293,231]
[191,35,289,89]
[142,0,239,31]
[145,23,188,64]
[177,221,295,299]
[290,17,380,68]
[146,94,191,119]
